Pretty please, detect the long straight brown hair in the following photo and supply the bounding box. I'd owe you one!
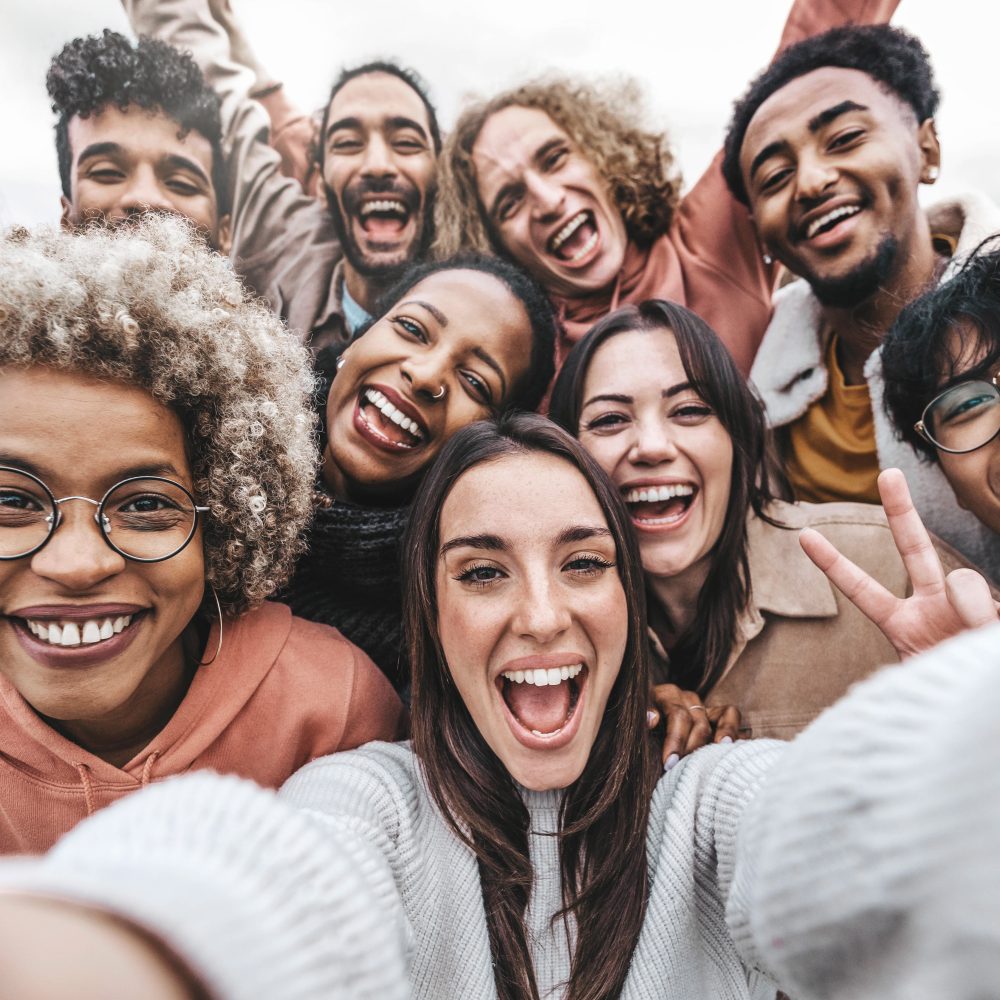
[548,300,788,695]
[405,413,659,1000]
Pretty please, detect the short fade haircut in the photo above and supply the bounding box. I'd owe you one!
[882,239,1000,462]
[318,59,442,170]
[722,24,940,205]
[46,29,229,214]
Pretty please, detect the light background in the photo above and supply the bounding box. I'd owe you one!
[2,0,997,228]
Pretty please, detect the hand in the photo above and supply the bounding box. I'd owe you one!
[799,468,999,658]
[647,684,741,770]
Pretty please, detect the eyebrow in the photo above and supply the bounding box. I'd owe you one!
[399,299,448,326]
[581,382,693,409]
[161,153,212,186]
[748,101,869,184]
[77,142,210,183]
[326,115,429,141]
[439,524,612,556]
[488,136,564,219]
[0,456,183,484]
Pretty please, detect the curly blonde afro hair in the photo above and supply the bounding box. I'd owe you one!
[434,76,682,261]
[0,216,318,616]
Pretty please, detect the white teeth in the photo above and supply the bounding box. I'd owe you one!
[567,230,598,262]
[359,199,407,217]
[624,484,695,505]
[363,388,425,441]
[550,211,588,251]
[806,204,861,239]
[501,663,584,685]
[26,615,132,648]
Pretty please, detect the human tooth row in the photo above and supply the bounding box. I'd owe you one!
[567,230,598,262]
[806,204,860,239]
[26,615,132,647]
[360,200,407,217]
[624,484,694,504]
[502,663,583,686]
[550,211,587,250]
[364,389,424,440]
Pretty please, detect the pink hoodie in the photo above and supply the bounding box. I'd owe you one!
[0,601,403,854]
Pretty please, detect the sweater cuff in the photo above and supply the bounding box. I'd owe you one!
[0,774,408,1000]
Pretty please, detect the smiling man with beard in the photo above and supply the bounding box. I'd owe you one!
[722,25,1000,537]
[123,0,439,351]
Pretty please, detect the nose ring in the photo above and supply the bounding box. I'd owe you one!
[431,385,446,400]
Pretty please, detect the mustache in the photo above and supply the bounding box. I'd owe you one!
[341,177,421,217]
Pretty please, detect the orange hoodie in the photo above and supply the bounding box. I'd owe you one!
[0,601,403,854]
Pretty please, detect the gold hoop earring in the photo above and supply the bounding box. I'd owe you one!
[198,584,224,666]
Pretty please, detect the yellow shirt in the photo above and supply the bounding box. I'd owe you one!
[785,334,880,505]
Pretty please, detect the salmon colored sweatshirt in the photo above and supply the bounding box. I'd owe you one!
[0,601,403,855]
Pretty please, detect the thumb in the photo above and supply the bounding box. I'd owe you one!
[945,568,999,630]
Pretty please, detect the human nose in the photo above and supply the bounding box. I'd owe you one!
[511,567,573,645]
[117,167,176,215]
[401,350,448,402]
[29,502,126,591]
[361,134,397,178]
[794,151,838,203]
[526,171,565,221]
[628,414,680,466]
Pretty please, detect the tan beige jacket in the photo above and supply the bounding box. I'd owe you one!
[650,500,995,740]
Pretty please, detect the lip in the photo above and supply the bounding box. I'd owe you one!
[7,612,144,670]
[8,603,146,620]
[352,384,429,455]
[495,658,590,752]
[543,209,602,270]
[621,478,698,535]
[796,196,865,246]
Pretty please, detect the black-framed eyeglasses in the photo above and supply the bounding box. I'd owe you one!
[0,467,209,562]
[914,375,1000,455]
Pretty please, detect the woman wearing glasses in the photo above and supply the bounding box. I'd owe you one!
[881,242,1000,580]
[0,218,402,854]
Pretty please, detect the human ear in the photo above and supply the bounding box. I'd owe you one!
[60,195,74,230]
[918,118,941,184]
[215,213,232,257]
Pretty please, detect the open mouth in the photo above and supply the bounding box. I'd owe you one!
[623,483,696,528]
[547,210,599,263]
[23,614,135,648]
[356,386,427,451]
[356,198,412,242]
[801,203,863,242]
[498,663,586,738]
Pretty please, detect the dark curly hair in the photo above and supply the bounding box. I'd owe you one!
[317,59,441,171]
[47,29,228,214]
[882,238,1000,462]
[722,24,940,205]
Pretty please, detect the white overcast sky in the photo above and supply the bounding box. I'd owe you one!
[3,0,998,228]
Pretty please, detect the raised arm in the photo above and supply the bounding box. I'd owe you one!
[674,0,899,374]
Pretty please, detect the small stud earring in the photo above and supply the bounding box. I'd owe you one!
[762,251,773,265]
[925,165,940,182]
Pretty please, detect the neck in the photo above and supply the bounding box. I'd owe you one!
[822,220,939,385]
[343,262,392,317]
[647,560,710,641]
[47,633,197,769]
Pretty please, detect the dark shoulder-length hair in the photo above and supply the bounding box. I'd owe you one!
[548,299,785,695]
[404,412,658,1000]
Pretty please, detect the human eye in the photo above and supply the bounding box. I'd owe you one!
[564,552,615,578]
[166,174,204,196]
[669,399,714,424]
[454,561,506,589]
[111,490,187,531]
[940,389,996,425]
[758,165,792,194]
[542,146,568,171]
[496,190,523,222]
[581,410,629,433]
[392,133,427,153]
[829,127,865,150]
[329,134,363,154]
[392,315,429,343]
[459,369,493,406]
[87,165,125,183]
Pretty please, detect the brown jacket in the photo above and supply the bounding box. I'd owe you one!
[650,500,995,740]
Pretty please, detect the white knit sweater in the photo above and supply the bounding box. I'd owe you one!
[3,624,1000,1000]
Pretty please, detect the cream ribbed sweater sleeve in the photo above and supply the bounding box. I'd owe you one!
[0,769,410,1000]
[727,621,1000,1000]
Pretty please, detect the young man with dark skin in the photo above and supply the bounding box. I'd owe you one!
[123,0,439,350]
[47,30,232,253]
[721,24,1000,571]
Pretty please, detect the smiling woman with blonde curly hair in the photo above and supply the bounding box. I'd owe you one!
[0,216,402,854]
[433,0,898,375]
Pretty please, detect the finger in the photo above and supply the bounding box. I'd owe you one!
[709,704,741,743]
[683,708,713,755]
[877,468,945,594]
[800,527,898,627]
[646,707,660,730]
[662,705,693,770]
[945,568,1000,630]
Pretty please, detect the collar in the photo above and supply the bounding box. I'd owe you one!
[339,267,373,336]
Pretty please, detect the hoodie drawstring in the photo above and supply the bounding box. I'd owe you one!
[140,750,160,787]
[74,763,96,817]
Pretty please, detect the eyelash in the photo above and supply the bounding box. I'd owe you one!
[453,554,614,589]
[455,562,503,589]
[582,402,713,432]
